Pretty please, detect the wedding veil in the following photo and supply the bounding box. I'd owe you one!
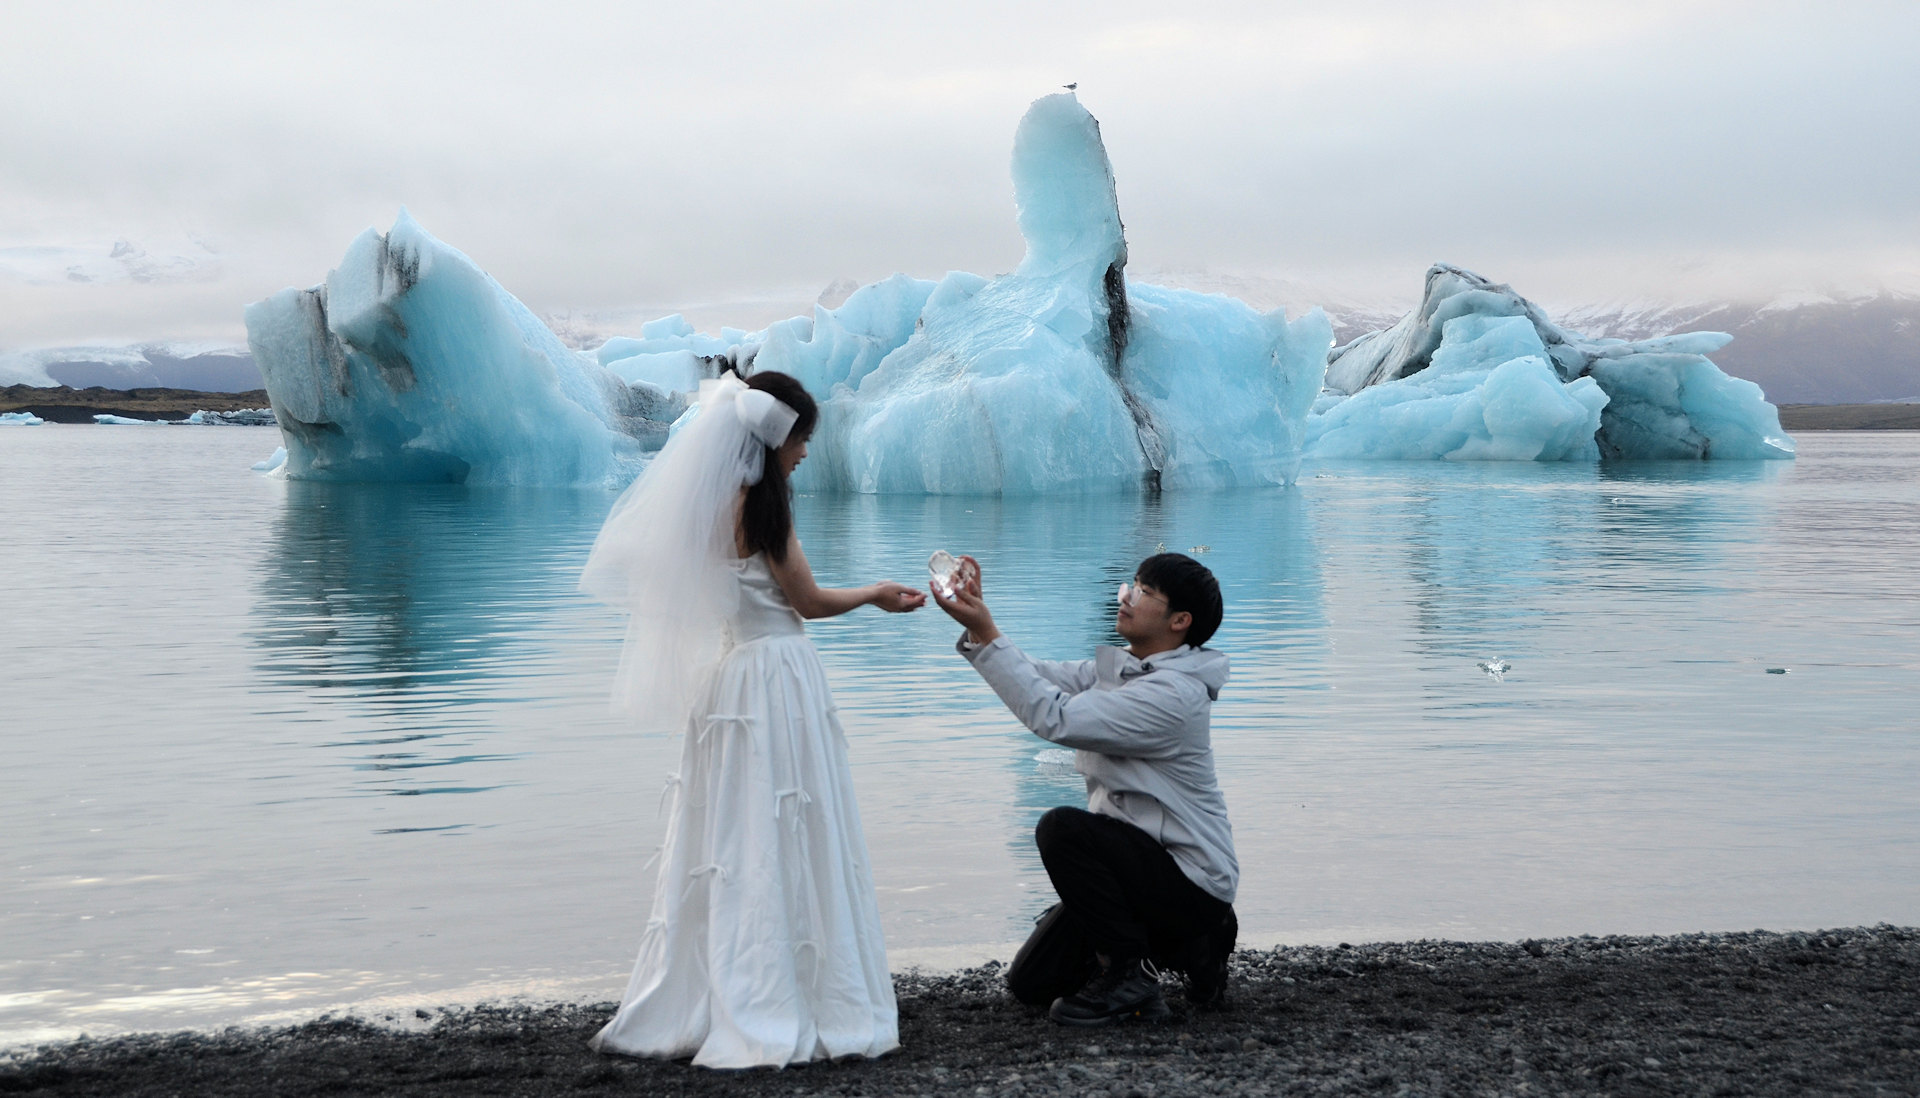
[579,375,800,730]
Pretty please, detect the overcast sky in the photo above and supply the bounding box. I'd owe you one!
[3,0,1917,349]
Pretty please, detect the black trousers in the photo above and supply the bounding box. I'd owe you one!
[1006,806,1237,1006]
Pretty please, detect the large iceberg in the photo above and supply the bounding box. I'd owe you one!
[246,95,1329,492]
[768,93,1330,493]
[244,94,1786,492]
[245,211,678,485]
[1311,265,1794,461]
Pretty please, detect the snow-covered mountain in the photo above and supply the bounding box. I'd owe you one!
[0,344,263,391]
[1543,292,1920,405]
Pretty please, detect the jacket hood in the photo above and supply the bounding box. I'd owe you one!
[1141,644,1231,700]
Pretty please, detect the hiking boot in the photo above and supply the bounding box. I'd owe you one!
[1048,959,1170,1027]
[1175,909,1237,1009]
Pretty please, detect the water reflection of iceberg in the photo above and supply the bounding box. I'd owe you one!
[1303,456,1789,689]
[250,481,619,801]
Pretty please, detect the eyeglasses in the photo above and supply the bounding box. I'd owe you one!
[1117,581,1168,609]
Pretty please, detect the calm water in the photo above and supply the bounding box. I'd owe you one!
[2,426,1917,1045]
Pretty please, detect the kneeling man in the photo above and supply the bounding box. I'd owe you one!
[933,553,1238,1025]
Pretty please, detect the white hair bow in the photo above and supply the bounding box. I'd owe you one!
[735,387,799,450]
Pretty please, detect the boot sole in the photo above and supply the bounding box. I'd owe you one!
[1049,997,1172,1027]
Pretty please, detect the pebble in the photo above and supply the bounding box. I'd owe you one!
[10,926,1916,1097]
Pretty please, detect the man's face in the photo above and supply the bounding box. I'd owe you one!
[1116,577,1178,644]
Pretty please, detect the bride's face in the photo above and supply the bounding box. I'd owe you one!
[775,430,810,476]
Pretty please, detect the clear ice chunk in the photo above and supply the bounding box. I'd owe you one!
[927,551,976,599]
[1034,749,1079,777]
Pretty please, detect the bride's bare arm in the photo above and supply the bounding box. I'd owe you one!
[767,530,926,619]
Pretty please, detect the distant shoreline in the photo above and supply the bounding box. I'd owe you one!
[0,385,270,424]
[1775,403,1920,430]
[5,385,1916,433]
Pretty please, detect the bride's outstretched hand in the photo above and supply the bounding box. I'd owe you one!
[871,581,927,613]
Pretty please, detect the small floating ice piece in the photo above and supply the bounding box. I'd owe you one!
[1478,659,1511,681]
[1034,749,1078,777]
[187,408,277,426]
[1190,544,1210,554]
[252,446,288,473]
[93,414,163,425]
[1766,667,1790,675]
[0,411,44,425]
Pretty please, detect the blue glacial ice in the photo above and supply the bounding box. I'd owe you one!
[92,414,165,425]
[245,210,677,485]
[0,411,45,425]
[594,312,757,395]
[1311,265,1794,461]
[756,273,941,398]
[772,93,1330,493]
[243,97,1786,490]
[246,94,1329,491]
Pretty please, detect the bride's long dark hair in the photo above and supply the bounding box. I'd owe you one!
[740,370,818,564]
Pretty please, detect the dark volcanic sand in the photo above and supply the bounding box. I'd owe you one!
[5,927,1917,1096]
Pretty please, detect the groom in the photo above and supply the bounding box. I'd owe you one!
[933,553,1238,1026]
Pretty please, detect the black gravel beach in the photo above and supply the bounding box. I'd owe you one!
[5,926,1916,1096]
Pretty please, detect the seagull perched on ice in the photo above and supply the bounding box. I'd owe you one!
[1063,82,1078,90]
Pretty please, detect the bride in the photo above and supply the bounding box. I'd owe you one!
[579,370,922,1069]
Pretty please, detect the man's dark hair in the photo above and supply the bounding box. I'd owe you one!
[1136,552,1223,648]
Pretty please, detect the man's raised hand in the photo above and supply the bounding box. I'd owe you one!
[957,555,982,599]
[933,555,999,645]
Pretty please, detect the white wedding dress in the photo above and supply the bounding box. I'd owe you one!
[589,551,899,1068]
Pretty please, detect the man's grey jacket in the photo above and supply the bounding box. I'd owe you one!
[958,635,1238,904]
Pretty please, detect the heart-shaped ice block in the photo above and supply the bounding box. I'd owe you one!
[928,551,975,599]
